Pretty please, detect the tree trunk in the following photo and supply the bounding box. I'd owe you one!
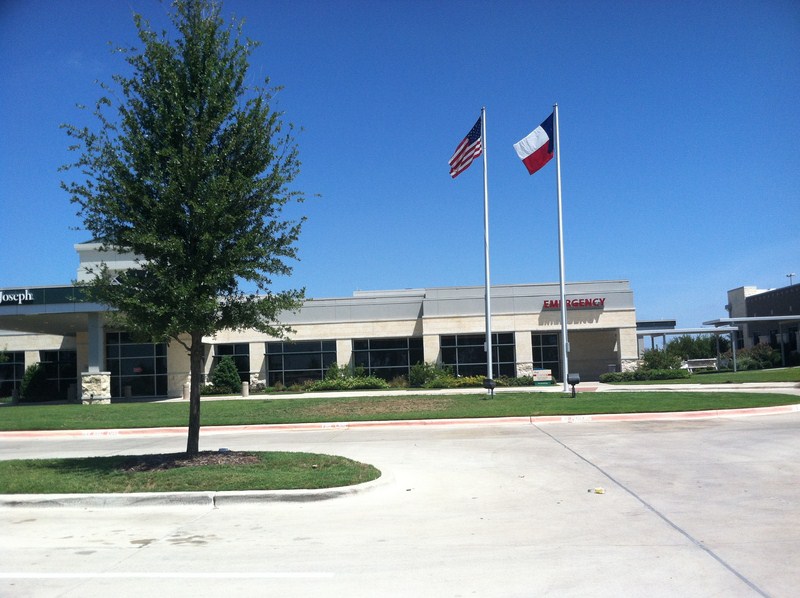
[186,331,204,455]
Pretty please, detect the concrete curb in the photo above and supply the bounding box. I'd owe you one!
[0,470,389,509]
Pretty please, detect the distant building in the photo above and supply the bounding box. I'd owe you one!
[0,243,640,400]
[719,284,800,366]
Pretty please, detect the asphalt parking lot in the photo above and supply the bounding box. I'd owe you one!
[1,410,799,597]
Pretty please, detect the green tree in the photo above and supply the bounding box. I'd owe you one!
[61,0,305,454]
[20,363,51,403]
[666,334,729,360]
[640,348,682,371]
[211,355,243,394]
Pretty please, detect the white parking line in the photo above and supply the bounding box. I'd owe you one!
[0,572,334,579]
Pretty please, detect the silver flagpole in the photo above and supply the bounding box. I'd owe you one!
[554,103,570,393]
[481,106,494,395]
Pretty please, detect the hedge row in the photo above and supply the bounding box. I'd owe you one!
[599,369,691,383]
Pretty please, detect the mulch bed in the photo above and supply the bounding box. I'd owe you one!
[120,451,260,472]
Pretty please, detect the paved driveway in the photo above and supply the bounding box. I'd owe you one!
[1,412,799,597]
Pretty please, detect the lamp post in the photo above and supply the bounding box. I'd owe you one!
[788,273,796,286]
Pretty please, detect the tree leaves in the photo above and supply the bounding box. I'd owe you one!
[60,0,307,453]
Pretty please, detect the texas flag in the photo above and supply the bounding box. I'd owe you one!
[513,112,554,175]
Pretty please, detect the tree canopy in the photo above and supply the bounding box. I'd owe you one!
[61,0,306,453]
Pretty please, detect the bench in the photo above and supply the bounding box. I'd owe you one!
[683,358,718,373]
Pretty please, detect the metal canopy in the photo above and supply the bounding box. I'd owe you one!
[636,326,741,370]
[703,316,800,326]
[637,326,738,338]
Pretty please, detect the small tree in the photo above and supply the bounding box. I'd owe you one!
[61,0,305,454]
[20,363,51,403]
[211,355,243,394]
[666,334,729,360]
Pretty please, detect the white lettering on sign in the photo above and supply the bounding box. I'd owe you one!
[0,289,34,305]
[542,297,606,310]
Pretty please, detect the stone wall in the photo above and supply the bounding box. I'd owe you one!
[81,372,111,405]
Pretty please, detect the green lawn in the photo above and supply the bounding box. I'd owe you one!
[0,451,380,494]
[2,373,797,495]
[1,390,798,432]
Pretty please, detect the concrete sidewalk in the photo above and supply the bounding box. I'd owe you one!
[160,380,800,401]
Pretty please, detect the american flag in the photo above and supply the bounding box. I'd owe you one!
[449,117,482,178]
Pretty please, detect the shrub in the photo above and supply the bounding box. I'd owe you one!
[503,375,537,386]
[451,375,485,388]
[641,348,682,371]
[409,362,454,388]
[305,375,389,391]
[721,343,781,370]
[599,371,626,383]
[599,369,690,383]
[647,369,691,380]
[423,375,457,389]
[210,355,242,394]
[388,376,408,388]
[304,363,391,391]
[20,363,51,403]
[324,362,350,380]
[409,362,436,387]
[747,343,781,368]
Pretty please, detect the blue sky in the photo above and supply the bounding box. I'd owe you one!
[1,0,798,328]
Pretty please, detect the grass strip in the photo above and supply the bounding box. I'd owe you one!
[0,451,380,494]
[0,391,797,432]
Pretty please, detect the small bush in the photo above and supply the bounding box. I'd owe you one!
[647,369,691,380]
[305,375,389,391]
[409,362,455,388]
[304,363,390,391]
[388,376,408,388]
[423,375,458,389]
[502,375,537,386]
[324,362,350,380]
[599,369,690,383]
[450,375,485,388]
[641,348,682,371]
[721,343,781,370]
[20,363,52,403]
[210,355,243,394]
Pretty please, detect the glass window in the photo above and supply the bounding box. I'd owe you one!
[532,333,561,382]
[351,337,423,382]
[439,333,516,378]
[39,350,78,401]
[106,333,168,398]
[264,340,337,386]
[0,351,25,398]
[213,344,250,382]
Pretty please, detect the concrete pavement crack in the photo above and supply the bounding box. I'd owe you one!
[532,423,770,598]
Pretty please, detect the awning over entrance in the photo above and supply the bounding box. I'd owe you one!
[0,285,111,373]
